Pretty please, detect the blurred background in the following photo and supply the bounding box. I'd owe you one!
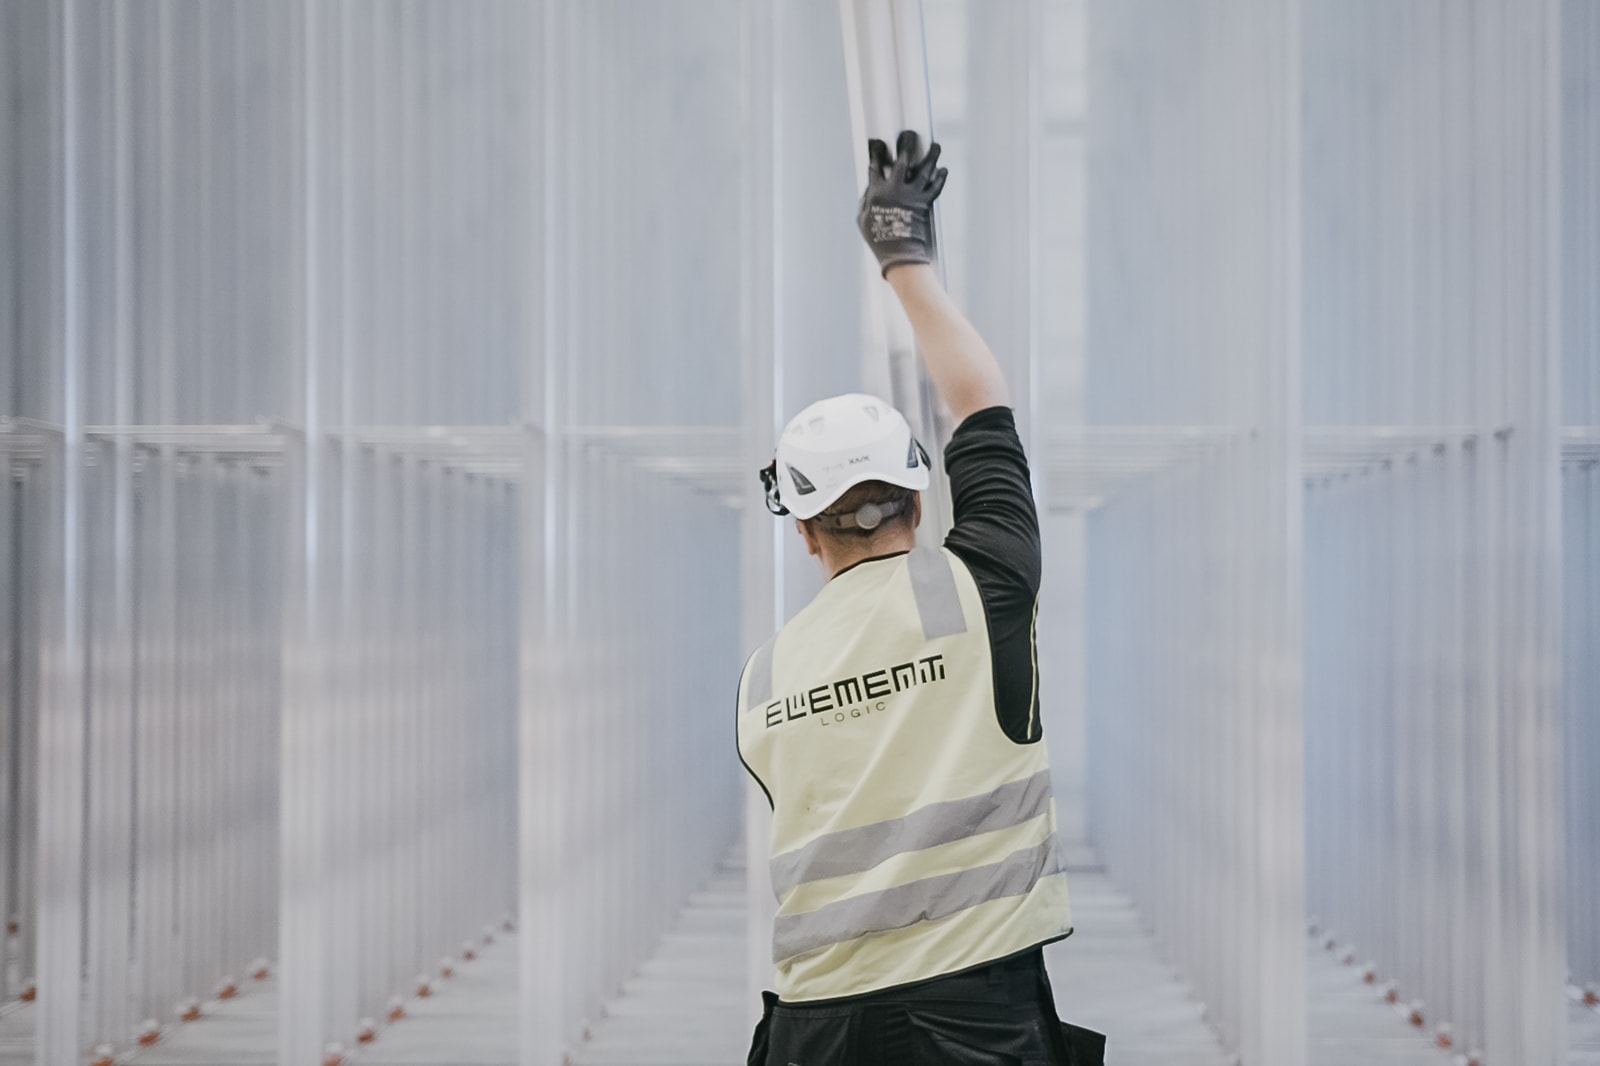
[0,2,1595,1065]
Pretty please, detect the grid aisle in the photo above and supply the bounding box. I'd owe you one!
[14,849,1587,1064]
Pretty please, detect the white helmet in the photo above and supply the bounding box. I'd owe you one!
[759,393,930,521]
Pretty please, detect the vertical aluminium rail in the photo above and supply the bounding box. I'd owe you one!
[0,5,34,1014]
[0,3,16,1006]
[522,2,567,1062]
[739,0,782,1029]
[280,2,328,1062]
[17,466,40,1006]
[962,0,1041,462]
[0,459,11,1007]
[1564,0,1600,1003]
[37,1,89,1062]
[80,0,138,1046]
[837,0,953,542]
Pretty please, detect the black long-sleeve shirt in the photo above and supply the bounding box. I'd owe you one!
[942,406,1044,745]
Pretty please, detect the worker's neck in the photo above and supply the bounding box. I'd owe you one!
[820,530,917,579]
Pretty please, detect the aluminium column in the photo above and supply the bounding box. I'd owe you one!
[78,1,136,1047]
[36,0,89,1061]
[0,445,11,1009]
[281,1,333,1061]
[838,0,953,542]
[963,0,1040,459]
[739,0,783,1027]
[521,0,569,1061]
[1251,4,1306,1062]
[0,5,13,1007]
[1563,0,1600,1001]
[1502,4,1568,1058]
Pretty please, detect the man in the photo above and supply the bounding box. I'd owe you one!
[739,132,1099,1066]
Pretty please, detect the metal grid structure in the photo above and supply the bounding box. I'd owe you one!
[520,2,749,1062]
[3,3,1596,1066]
[0,4,528,1063]
[2,4,745,1065]
[1298,5,1569,1065]
[1083,5,1307,1065]
[1078,3,1595,1064]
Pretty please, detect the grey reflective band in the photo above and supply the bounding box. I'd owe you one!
[746,640,775,707]
[769,770,1054,897]
[907,546,967,639]
[771,837,1065,963]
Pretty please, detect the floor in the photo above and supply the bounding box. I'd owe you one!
[59,851,1239,1066]
[1305,941,1460,1066]
[1302,939,1600,1066]
[1,853,1593,1066]
[1572,989,1600,1066]
[1039,872,1231,1066]
[119,979,280,1066]
[0,1003,33,1066]
[568,857,746,1066]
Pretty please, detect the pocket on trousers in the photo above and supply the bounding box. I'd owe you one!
[764,1004,857,1066]
[904,1003,1053,1066]
[747,991,778,1066]
[1058,1022,1106,1066]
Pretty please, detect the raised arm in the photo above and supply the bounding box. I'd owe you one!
[885,264,1009,425]
[855,130,1010,425]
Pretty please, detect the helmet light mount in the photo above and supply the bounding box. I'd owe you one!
[811,495,910,533]
[759,461,789,516]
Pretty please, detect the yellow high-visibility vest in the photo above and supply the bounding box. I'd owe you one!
[738,546,1072,1003]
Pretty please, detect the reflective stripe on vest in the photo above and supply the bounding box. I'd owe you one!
[773,829,1065,962]
[745,638,774,706]
[737,547,1072,1001]
[906,545,967,638]
[769,769,1054,897]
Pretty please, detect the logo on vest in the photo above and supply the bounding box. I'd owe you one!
[764,655,948,729]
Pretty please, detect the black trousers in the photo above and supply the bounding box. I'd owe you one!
[746,950,1105,1066]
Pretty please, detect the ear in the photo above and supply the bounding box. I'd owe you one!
[797,517,822,558]
[911,492,923,529]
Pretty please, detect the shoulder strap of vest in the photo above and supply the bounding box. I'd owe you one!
[907,546,968,639]
[743,637,775,709]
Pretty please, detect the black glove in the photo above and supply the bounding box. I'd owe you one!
[855,129,947,277]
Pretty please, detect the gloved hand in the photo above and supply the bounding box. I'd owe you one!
[855,129,947,277]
